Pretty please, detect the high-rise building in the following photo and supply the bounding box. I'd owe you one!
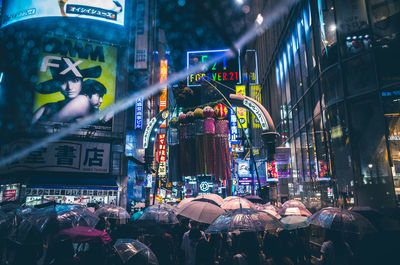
[247,0,399,208]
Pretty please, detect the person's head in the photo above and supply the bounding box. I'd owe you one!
[60,76,83,99]
[82,79,107,109]
[189,220,200,230]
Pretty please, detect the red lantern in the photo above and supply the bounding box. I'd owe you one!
[203,106,214,118]
[214,104,228,119]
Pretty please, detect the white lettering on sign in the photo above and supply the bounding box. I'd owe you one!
[243,99,269,131]
[143,117,157,149]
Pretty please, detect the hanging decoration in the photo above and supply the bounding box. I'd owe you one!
[214,104,229,119]
[203,106,216,176]
[178,113,188,177]
[168,117,180,182]
[214,104,231,182]
[194,108,206,175]
[185,111,196,176]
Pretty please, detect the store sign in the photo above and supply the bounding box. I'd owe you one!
[157,133,167,176]
[236,85,247,129]
[134,0,148,69]
[266,161,278,182]
[33,37,117,128]
[197,176,213,194]
[1,140,111,173]
[230,107,238,142]
[143,117,157,149]
[250,85,261,128]
[187,49,241,87]
[1,0,126,27]
[244,50,259,85]
[159,60,168,128]
[243,98,268,131]
[135,98,144,129]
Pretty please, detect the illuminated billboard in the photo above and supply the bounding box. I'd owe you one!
[187,49,241,87]
[1,0,125,27]
[32,36,117,128]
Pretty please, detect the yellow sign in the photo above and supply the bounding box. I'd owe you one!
[33,37,116,126]
[235,85,247,129]
[250,85,261,128]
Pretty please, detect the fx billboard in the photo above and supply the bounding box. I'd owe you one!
[32,37,117,128]
[1,0,125,27]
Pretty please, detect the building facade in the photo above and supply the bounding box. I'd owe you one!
[251,0,399,208]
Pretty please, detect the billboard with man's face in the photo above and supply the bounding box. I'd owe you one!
[1,0,125,27]
[33,36,116,128]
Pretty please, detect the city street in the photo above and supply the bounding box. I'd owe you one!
[0,0,399,264]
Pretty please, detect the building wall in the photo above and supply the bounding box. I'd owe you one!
[254,0,399,208]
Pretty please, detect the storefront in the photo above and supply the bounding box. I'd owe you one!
[0,183,20,203]
[25,185,118,206]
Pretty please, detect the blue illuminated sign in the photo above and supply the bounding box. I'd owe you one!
[230,107,238,141]
[135,97,143,129]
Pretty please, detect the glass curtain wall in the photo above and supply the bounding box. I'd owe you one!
[263,0,398,208]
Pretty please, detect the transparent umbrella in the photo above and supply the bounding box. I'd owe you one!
[308,207,377,234]
[56,204,99,229]
[279,207,312,217]
[254,204,281,218]
[95,204,130,220]
[205,208,283,234]
[220,197,255,211]
[114,239,159,265]
[137,205,179,225]
[282,200,307,209]
[281,216,309,230]
[177,200,225,224]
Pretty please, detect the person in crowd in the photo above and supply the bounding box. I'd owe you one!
[232,232,266,265]
[312,229,354,265]
[263,234,294,265]
[181,220,205,265]
[196,233,221,265]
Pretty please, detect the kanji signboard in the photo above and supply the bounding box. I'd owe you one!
[1,140,110,173]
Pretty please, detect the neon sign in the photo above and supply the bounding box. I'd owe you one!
[187,49,241,87]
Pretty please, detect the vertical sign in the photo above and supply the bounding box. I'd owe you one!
[235,85,247,129]
[250,85,261,128]
[135,98,143,129]
[157,133,167,176]
[134,0,149,69]
[230,107,238,142]
[245,50,259,85]
[266,161,279,182]
[159,60,168,128]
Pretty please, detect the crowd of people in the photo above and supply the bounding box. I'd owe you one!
[0,201,398,265]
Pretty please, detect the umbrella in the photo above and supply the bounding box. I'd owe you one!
[193,198,220,207]
[279,207,312,217]
[130,211,143,221]
[220,197,255,211]
[244,195,264,204]
[282,200,307,209]
[177,200,225,224]
[95,205,130,220]
[223,196,241,202]
[8,218,43,245]
[114,239,158,265]
[281,216,309,230]
[254,206,281,219]
[308,207,377,234]
[56,205,99,229]
[177,197,196,208]
[137,205,178,225]
[205,208,283,234]
[56,226,112,244]
[195,193,224,206]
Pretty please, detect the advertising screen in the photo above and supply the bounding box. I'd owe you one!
[32,36,116,128]
[187,49,241,87]
[1,0,125,27]
[266,161,278,182]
